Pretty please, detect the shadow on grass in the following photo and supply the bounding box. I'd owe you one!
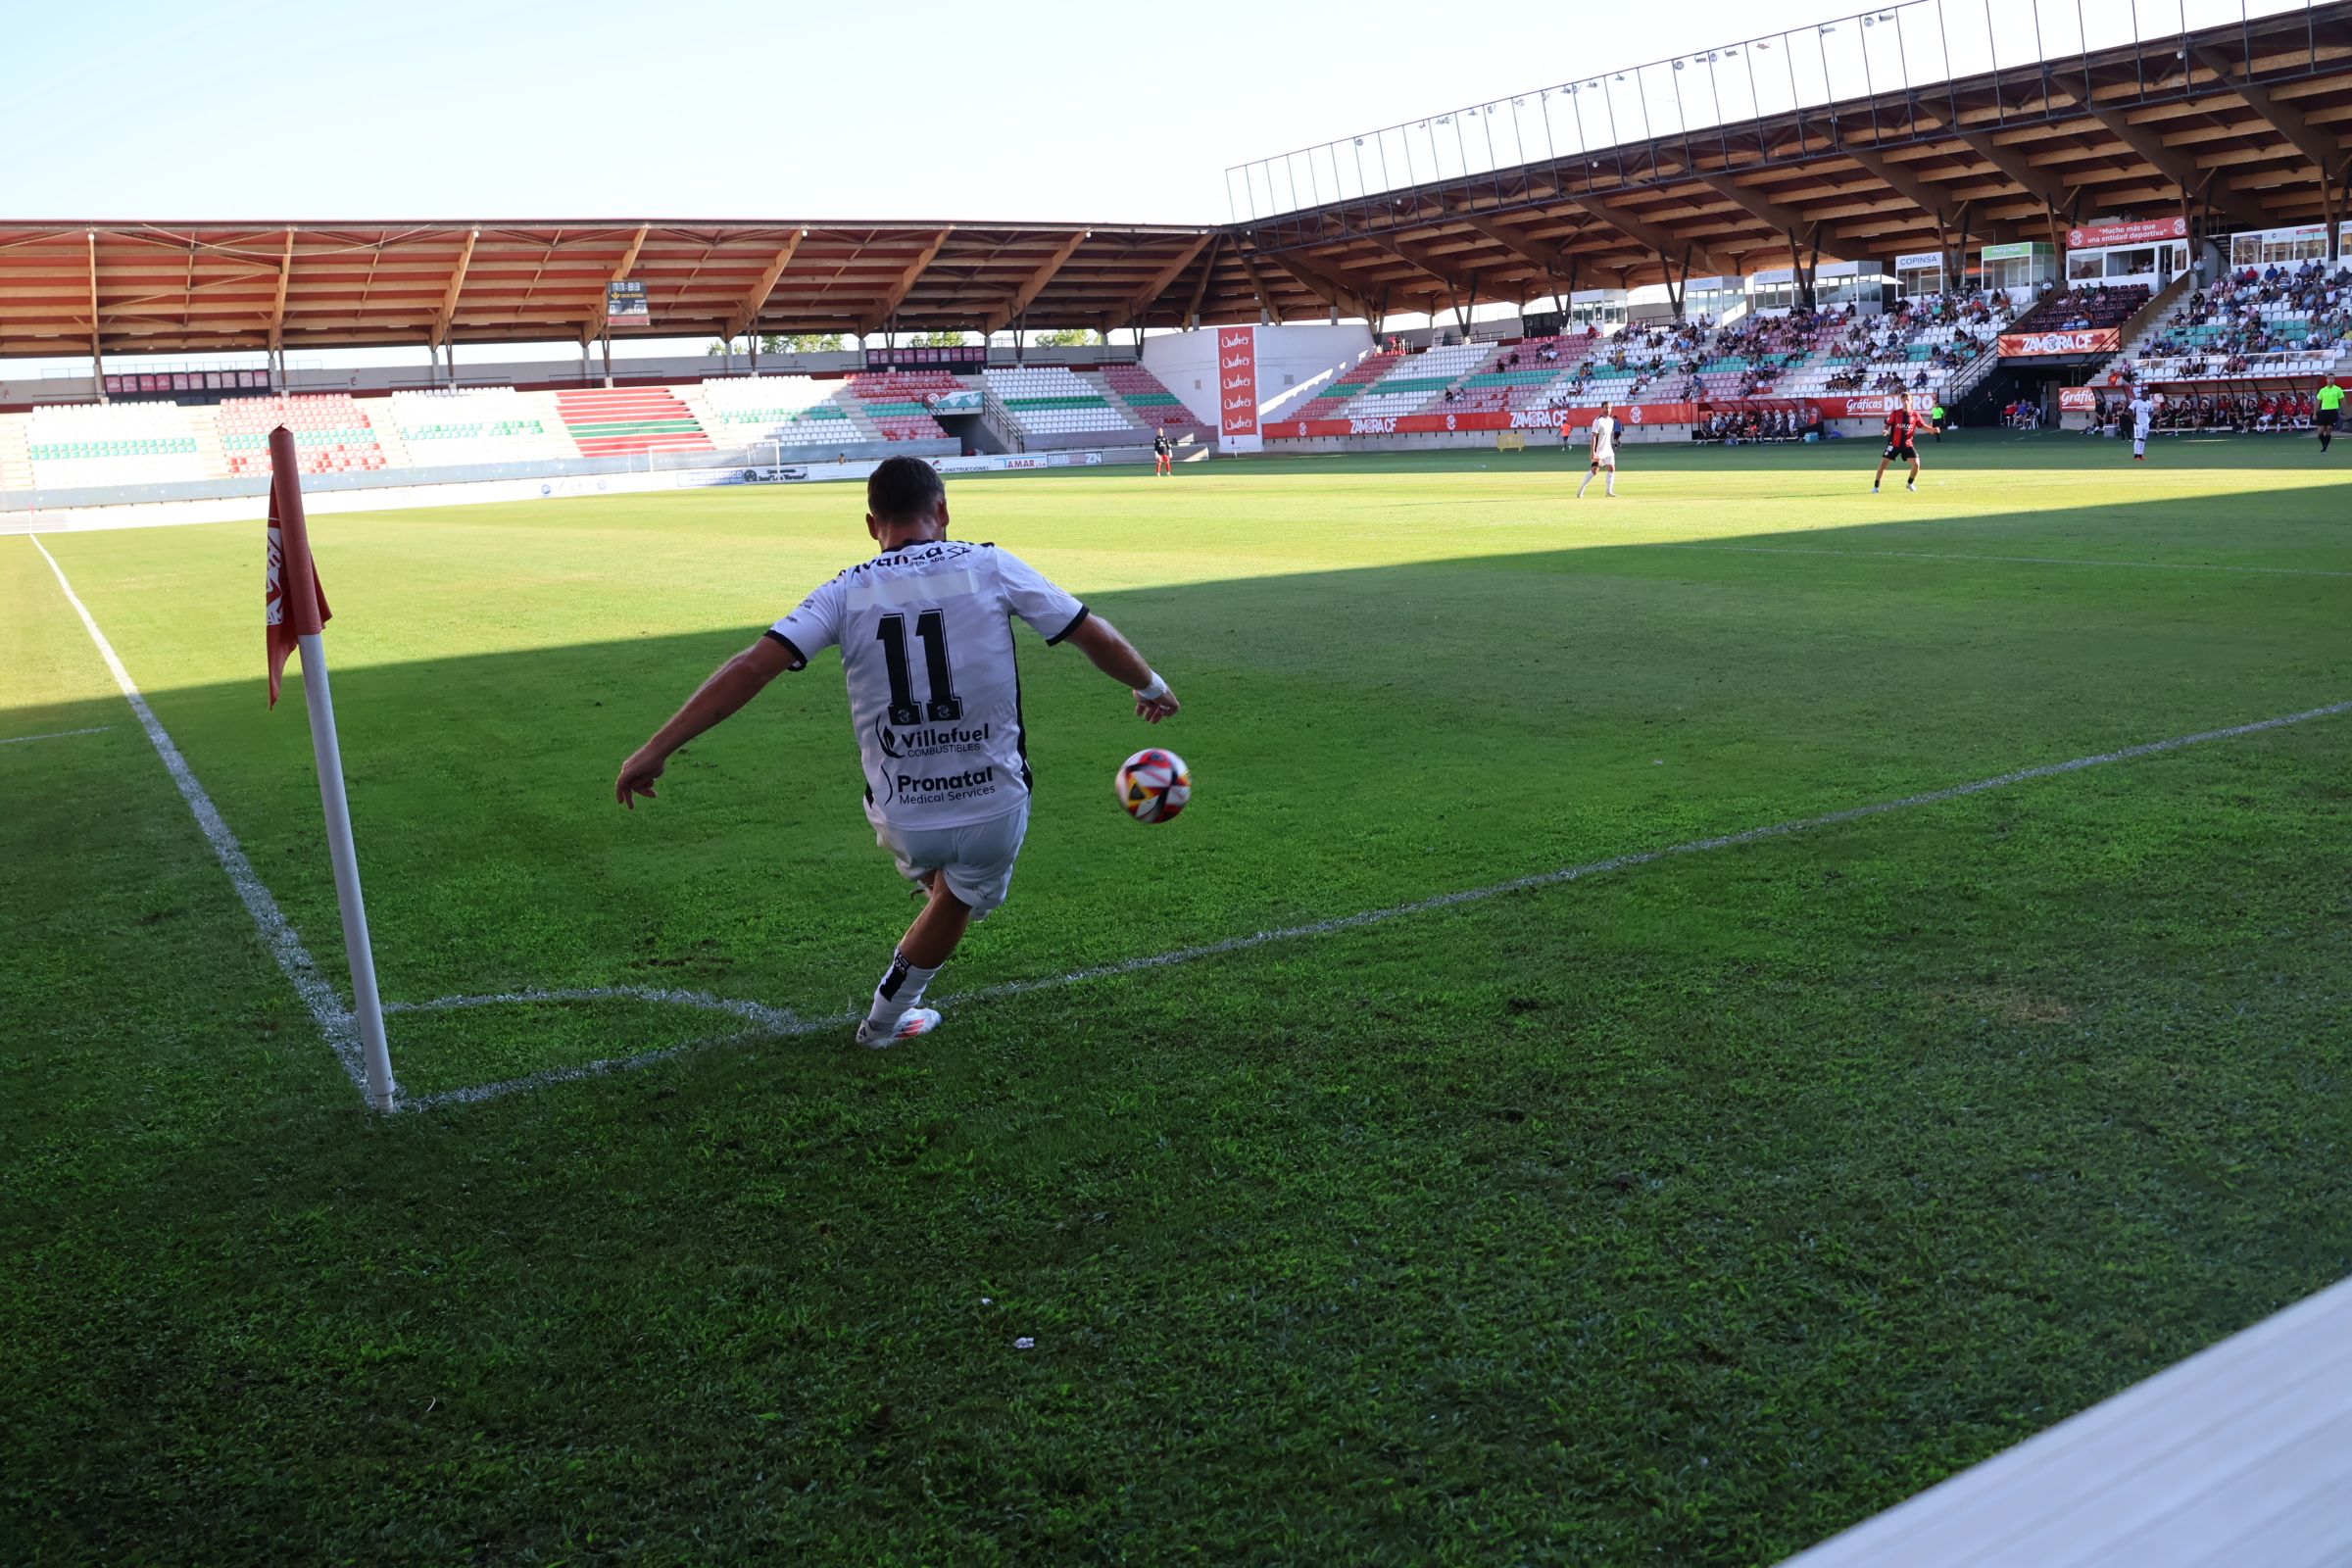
[5,491,2352,1564]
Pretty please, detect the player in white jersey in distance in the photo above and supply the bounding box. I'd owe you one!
[2129,390,2158,461]
[615,456,1181,1048]
[1577,403,1619,499]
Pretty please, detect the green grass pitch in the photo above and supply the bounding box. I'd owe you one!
[6,434,2351,1563]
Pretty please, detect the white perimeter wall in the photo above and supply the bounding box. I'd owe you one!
[1143,323,1376,428]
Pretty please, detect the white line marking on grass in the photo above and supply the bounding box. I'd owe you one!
[386,985,802,1032]
[1679,543,2352,579]
[0,725,115,746]
[403,696,2352,1114]
[27,535,369,1095]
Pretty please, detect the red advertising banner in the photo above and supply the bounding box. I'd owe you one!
[1217,326,1258,439]
[1260,401,1700,439]
[2066,216,2188,250]
[1807,394,1918,417]
[1998,327,2121,357]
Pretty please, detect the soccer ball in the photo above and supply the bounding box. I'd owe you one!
[1115,748,1191,823]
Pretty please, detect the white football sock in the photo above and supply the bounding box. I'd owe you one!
[1577,470,1593,497]
[865,950,941,1029]
[1604,475,1616,496]
[2133,437,2146,457]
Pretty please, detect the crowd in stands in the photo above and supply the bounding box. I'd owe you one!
[2089,387,2318,434]
[2031,282,2149,333]
[1690,407,1810,443]
[2120,261,2352,379]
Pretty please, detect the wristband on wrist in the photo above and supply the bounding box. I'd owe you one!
[1135,671,1169,702]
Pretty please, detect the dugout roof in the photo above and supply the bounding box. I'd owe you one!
[5,2,2352,359]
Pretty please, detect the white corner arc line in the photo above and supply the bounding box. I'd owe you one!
[0,725,115,746]
[28,535,368,1093]
[403,696,2352,1114]
[386,985,802,1033]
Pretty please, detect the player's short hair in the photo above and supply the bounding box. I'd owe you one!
[867,455,946,521]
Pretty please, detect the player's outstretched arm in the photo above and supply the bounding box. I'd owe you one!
[1064,613,1180,723]
[614,634,798,808]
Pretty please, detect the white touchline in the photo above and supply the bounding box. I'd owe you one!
[1677,542,2352,579]
[0,725,115,746]
[28,535,369,1094]
[401,696,2352,1114]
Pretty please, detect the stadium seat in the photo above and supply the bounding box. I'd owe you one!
[552,388,713,458]
[983,367,1137,439]
[25,400,214,487]
[386,387,580,466]
[1099,364,1211,440]
[214,394,389,477]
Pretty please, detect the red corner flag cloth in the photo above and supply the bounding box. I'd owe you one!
[265,425,331,707]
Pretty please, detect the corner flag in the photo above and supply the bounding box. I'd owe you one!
[266,434,331,707]
[264,427,397,1110]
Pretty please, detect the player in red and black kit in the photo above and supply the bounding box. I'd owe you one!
[1872,397,1924,493]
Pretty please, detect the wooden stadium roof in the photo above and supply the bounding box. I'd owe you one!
[1212,2,2352,320]
[0,222,1222,360]
[6,3,2352,360]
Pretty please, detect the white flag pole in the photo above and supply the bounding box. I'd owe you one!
[295,630,396,1110]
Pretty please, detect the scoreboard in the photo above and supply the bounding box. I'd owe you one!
[103,368,272,401]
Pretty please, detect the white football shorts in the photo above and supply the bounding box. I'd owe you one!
[864,800,1030,916]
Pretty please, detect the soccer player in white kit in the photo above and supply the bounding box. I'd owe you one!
[2129,390,2157,461]
[615,457,1181,1048]
[1576,403,1619,498]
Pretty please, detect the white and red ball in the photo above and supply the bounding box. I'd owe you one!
[1115,748,1191,823]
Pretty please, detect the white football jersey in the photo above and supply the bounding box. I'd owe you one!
[769,538,1087,828]
[1591,415,1618,456]
[2131,396,2156,431]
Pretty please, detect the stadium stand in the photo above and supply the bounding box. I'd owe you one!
[2008,283,2150,336]
[1098,363,1212,441]
[216,394,388,477]
[984,366,1138,438]
[1438,333,1598,415]
[385,387,579,466]
[693,374,862,449]
[847,371,958,441]
[1286,350,1407,420]
[1342,342,1493,418]
[553,387,712,457]
[2114,261,2352,383]
[24,400,217,486]
[0,413,31,492]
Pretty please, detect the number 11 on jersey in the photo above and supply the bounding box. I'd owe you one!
[876,610,963,725]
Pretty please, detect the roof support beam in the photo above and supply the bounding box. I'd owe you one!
[985,229,1087,334]
[1555,191,1736,278]
[860,227,951,334]
[429,227,476,351]
[1690,172,1821,250]
[2190,44,2346,176]
[268,226,295,352]
[1361,230,1473,297]
[1103,231,1212,333]
[1260,249,1373,321]
[1181,232,1224,329]
[1837,135,2026,245]
[580,223,650,344]
[725,229,805,340]
[87,230,104,381]
[2082,104,2272,229]
[1952,129,2082,218]
[1234,249,1284,323]
[1443,205,1582,283]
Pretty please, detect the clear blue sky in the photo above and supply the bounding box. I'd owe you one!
[15,0,1772,225]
